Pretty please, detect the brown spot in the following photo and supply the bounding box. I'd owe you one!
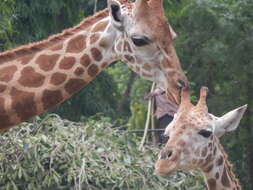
[192,159,197,165]
[184,149,190,155]
[19,67,45,88]
[136,66,140,72]
[92,20,108,32]
[50,72,67,85]
[213,146,217,155]
[143,73,152,78]
[50,43,63,51]
[42,90,63,110]
[178,140,185,147]
[207,178,216,190]
[171,154,178,162]
[66,35,86,53]
[216,156,224,166]
[10,88,37,121]
[135,56,142,64]
[215,172,219,179]
[0,66,17,82]
[206,154,212,163]
[221,168,231,187]
[80,54,91,67]
[143,64,151,72]
[201,147,208,157]
[65,79,86,94]
[124,41,132,53]
[59,56,75,70]
[181,124,186,129]
[198,159,205,165]
[91,48,102,62]
[124,55,134,62]
[187,131,192,136]
[0,84,7,93]
[99,38,109,49]
[19,55,33,65]
[101,62,108,68]
[162,60,171,69]
[116,41,123,52]
[0,97,12,129]
[90,33,100,44]
[36,54,60,71]
[176,131,183,135]
[88,64,99,77]
[203,164,213,173]
[74,67,85,76]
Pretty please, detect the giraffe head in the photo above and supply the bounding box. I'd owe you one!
[107,0,188,104]
[155,87,247,176]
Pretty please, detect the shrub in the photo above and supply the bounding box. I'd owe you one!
[0,115,205,190]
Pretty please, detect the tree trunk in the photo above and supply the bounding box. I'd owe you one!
[117,71,137,116]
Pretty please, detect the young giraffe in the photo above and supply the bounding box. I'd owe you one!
[0,0,188,130]
[155,87,247,190]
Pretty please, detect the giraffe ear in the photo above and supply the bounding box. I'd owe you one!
[108,0,124,31]
[214,105,247,137]
[169,24,177,40]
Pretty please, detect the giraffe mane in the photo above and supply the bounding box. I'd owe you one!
[0,9,109,64]
[217,141,241,189]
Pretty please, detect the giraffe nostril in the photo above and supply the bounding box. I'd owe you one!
[177,79,187,89]
[160,152,168,160]
[162,134,170,144]
[160,150,173,160]
[167,151,172,158]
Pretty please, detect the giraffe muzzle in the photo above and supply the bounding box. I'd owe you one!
[155,151,179,177]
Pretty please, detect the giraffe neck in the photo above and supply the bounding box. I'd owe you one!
[201,138,241,190]
[0,9,120,130]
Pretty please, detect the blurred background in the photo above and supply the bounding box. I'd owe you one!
[0,0,252,189]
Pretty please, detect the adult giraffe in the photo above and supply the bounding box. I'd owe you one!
[0,0,188,130]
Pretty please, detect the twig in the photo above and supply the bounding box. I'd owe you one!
[139,82,156,150]
[93,0,98,14]
[150,89,156,144]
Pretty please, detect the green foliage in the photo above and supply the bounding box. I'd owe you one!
[128,103,147,131]
[0,0,15,50]
[10,0,106,45]
[107,62,152,124]
[106,63,132,97]
[172,0,253,189]
[0,115,206,190]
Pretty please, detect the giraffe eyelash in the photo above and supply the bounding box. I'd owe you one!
[131,37,150,47]
[198,129,212,138]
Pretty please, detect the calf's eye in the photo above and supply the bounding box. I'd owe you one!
[198,129,212,138]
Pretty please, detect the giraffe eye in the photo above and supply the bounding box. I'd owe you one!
[198,129,212,138]
[131,37,149,47]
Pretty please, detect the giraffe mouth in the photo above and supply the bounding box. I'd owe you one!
[155,159,178,177]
